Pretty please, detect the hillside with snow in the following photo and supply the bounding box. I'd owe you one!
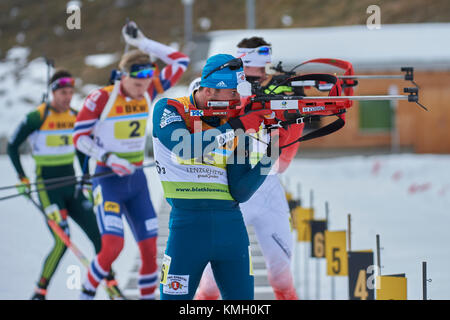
[0,46,188,155]
[0,47,97,137]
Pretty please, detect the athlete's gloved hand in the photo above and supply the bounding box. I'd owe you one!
[105,153,136,177]
[16,176,31,198]
[121,21,148,49]
[43,204,70,234]
[228,109,272,134]
[44,204,63,224]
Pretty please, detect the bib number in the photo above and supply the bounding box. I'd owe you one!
[46,134,73,147]
[114,120,146,139]
[160,254,171,285]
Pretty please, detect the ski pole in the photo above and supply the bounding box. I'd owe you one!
[0,175,77,192]
[1,167,108,192]
[28,196,90,267]
[27,196,124,299]
[0,162,156,201]
[74,156,91,200]
[0,179,81,202]
[41,57,54,104]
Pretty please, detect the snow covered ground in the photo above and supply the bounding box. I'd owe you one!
[0,155,164,300]
[284,153,450,300]
[0,153,449,300]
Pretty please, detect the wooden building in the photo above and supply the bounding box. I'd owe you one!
[300,70,450,154]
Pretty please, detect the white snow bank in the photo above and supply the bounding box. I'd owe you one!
[0,47,102,136]
[84,53,119,69]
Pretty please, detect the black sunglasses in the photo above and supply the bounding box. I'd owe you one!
[203,58,243,80]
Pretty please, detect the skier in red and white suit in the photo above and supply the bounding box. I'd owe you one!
[194,37,301,300]
[74,22,189,300]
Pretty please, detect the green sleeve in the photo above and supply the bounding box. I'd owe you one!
[7,110,43,178]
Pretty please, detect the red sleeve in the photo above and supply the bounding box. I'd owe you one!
[276,123,304,173]
[73,88,109,147]
[147,51,190,99]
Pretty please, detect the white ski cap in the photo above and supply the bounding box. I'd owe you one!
[237,45,272,67]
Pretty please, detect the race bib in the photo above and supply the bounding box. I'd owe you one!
[160,254,172,285]
[114,119,146,139]
[45,134,73,147]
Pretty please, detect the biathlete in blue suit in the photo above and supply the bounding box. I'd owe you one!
[152,54,287,300]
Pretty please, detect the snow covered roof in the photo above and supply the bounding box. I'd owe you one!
[203,23,450,72]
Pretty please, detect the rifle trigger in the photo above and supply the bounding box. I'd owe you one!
[275,121,283,128]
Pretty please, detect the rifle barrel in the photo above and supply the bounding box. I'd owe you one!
[338,75,404,79]
[302,95,408,101]
[257,95,409,102]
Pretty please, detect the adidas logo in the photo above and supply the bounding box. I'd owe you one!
[216,81,227,88]
[161,109,174,121]
[160,108,182,128]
